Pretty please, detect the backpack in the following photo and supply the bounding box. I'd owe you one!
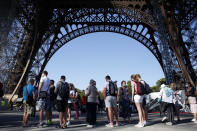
[108,81,118,96]
[135,81,146,95]
[58,82,69,100]
[141,80,152,94]
[25,86,34,105]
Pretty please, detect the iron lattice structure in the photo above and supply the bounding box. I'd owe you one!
[0,0,196,96]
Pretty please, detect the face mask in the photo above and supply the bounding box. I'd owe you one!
[122,83,126,87]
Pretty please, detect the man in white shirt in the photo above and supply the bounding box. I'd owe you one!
[38,71,50,127]
[104,75,119,128]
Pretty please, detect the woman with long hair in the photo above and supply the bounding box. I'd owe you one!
[67,83,75,126]
[186,82,197,123]
[131,74,144,127]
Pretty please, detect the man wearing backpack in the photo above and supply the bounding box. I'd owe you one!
[104,75,119,128]
[55,75,70,129]
[136,74,151,126]
[23,79,36,127]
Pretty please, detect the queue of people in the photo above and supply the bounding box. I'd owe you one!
[21,70,197,129]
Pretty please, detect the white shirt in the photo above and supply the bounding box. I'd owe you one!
[68,90,75,103]
[159,87,174,103]
[40,76,50,93]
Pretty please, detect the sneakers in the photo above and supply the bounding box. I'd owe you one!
[37,122,44,128]
[191,118,196,122]
[143,121,150,126]
[135,123,144,128]
[193,121,197,124]
[166,122,173,126]
[162,117,167,122]
[66,121,70,126]
[106,123,114,128]
[115,123,119,127]
[87,125,94,128]
[48,120,53,125]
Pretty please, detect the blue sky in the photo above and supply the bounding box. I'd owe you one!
[45,32,164,91]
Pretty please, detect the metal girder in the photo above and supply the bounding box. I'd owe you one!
[1,0,196,95]
[31,23,163,82]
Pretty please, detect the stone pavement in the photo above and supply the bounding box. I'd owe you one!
[0,110,197,131]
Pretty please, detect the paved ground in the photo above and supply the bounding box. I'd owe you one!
[0,110,197,131]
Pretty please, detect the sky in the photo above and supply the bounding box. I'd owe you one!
[45,32,164,91]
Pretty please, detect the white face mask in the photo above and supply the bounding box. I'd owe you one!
[122,83,126,87]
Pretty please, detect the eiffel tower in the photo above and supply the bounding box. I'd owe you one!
[0,0,196,99]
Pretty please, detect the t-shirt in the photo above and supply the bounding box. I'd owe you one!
[56,81,68,100]
[49,85,56,101]
[120,87,128,100]
[159,86,174,103]
[82,96,87,105]
[23,84,35,101]
[40,76,50,93]
[68,90,75,103]
[131,80,137,93]
[104,80,112,96]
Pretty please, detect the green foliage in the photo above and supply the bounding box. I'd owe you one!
[98,91,104,100]
[75,88,105,100]
[151,78,166,92]
[127,80,132,94]
[76,88,85,99]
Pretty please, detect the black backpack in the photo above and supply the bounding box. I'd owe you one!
[58,82,69,100]
[108,81,118,96]
[141,80,152,94]
[25,86,34,105]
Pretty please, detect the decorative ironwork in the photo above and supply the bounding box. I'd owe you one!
[0,0,196,96]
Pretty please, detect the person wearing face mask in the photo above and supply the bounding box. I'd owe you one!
[186,82,197,123]
[171,82,184,122]
[117,80,131,123]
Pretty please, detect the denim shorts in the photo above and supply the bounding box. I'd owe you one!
[105,96,117,108]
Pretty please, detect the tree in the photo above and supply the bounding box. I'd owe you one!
[127,80,132,94]
[151,78,166,92]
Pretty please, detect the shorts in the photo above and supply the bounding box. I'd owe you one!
[68,103,73,109]
[56,100,68,112]
[37,98,49,111]
[105,96,117,108]
[188,97,197,113]
[134,95,144,103]
[48,100,54,111]
[24,103,33,115]
[190,104,197,113]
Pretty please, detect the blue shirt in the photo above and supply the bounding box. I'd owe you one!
[23,84,35,101]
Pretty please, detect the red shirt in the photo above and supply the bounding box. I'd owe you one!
[82,96,86,105]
